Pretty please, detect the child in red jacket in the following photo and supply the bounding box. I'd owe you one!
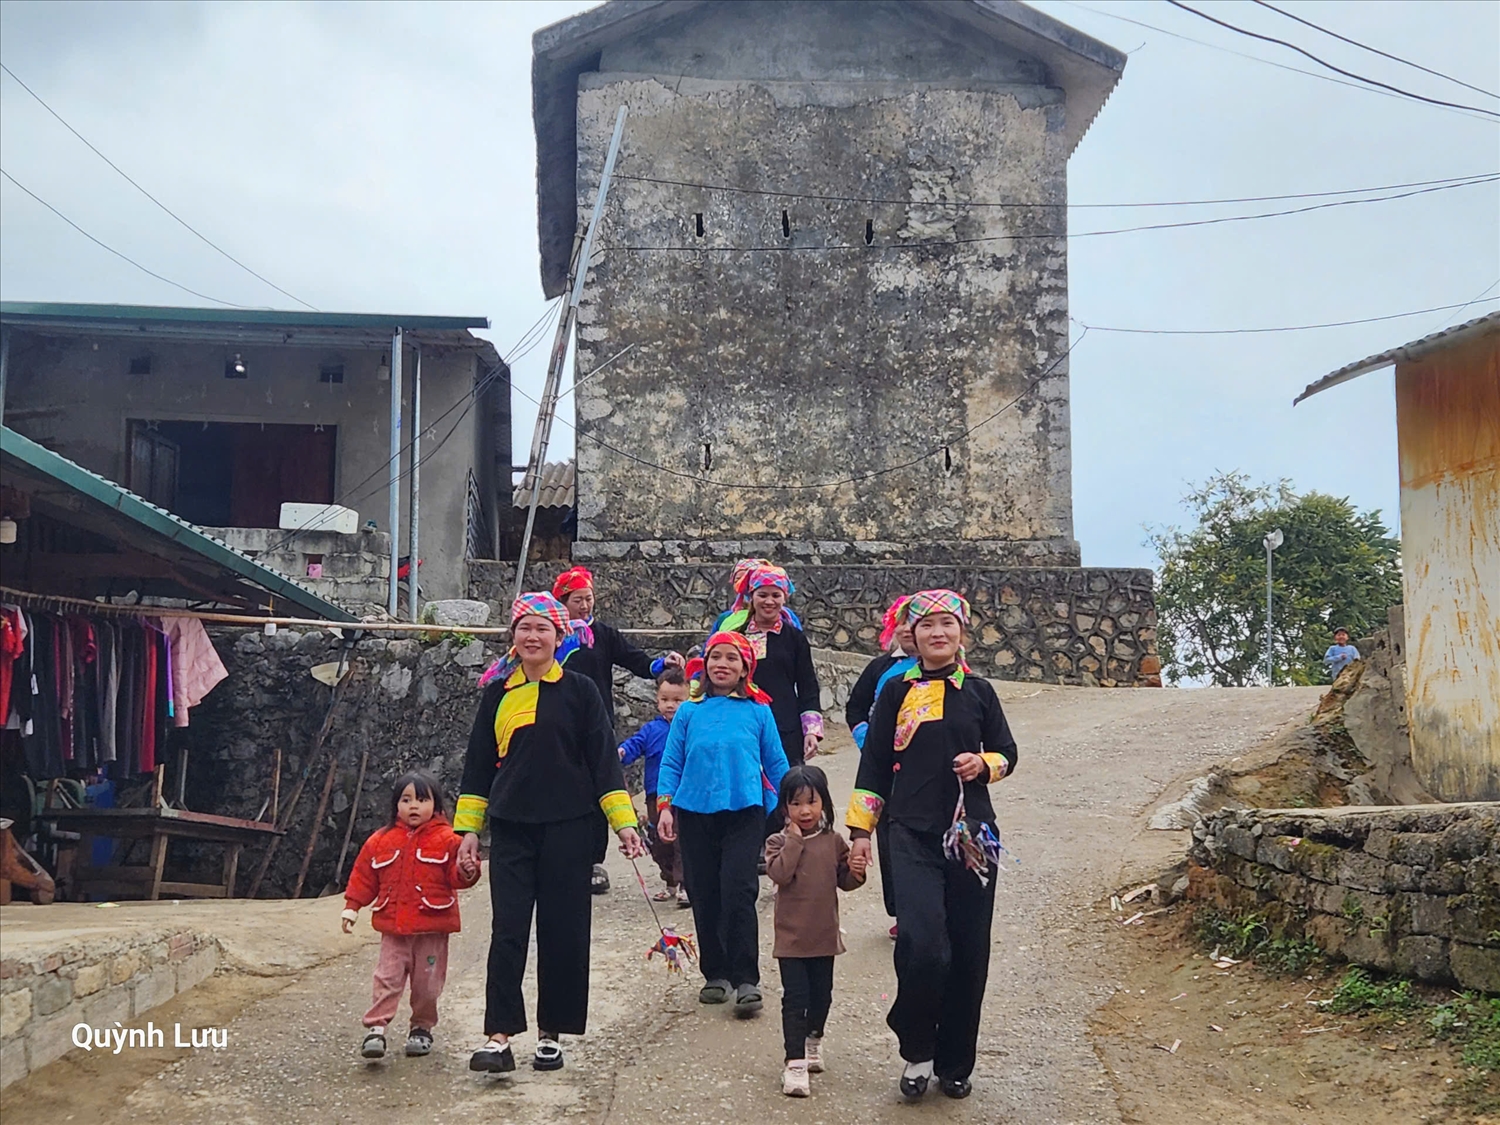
[342,770,480,1060]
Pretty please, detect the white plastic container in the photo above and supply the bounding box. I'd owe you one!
[278,502,360,535]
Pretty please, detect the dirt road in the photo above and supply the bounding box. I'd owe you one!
[11,684,1323,1125]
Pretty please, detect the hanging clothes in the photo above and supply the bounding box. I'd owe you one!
[163,617,228,728]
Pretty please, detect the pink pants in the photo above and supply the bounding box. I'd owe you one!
[364,932,450,1030]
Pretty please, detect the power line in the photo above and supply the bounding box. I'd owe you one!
[1,167,252,308]
[514,332,1085,493]
[616,170,1496,210]
[1073,296,1500,336]
[0,61,320,310]
[1250,0,1498,101]
[1055,0,1497,121]
[1165,1,1500,119]
[609,176,1497,252]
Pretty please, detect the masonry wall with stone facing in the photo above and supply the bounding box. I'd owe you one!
[0,928,218,1088]
[1189,804,1500,992]
[469,560,1159,686]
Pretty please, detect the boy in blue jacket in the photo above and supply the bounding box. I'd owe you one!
[621,667,690,903]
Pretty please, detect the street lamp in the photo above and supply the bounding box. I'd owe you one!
[1264,528,1284,685]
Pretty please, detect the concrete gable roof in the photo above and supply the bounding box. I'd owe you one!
[533,0,1126,296]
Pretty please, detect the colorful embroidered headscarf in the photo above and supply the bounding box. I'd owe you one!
[551,565,594,602]
[696,630,772,704]
[899,588,972,672]
[879,594,914,652]
[478,592,593,687]
[728,557,771,609]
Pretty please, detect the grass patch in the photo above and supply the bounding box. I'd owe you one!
[1193,907,1323,975]
[1430,993,1500,1071]
[1326,967,1419,1014]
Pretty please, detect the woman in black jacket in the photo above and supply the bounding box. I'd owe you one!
[731,565,822,768]
[846,589,1017,1102]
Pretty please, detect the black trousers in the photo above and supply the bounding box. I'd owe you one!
[886,820,997,1081]
[484,814,595,1036]
[877,826,896,917]
[676,806,764,987]
[778,956,834,1061]
[590,809,609,867]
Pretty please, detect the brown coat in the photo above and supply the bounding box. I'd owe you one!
[765,827,864,958]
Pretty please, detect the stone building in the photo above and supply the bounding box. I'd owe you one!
[535,0,1124,566]
[526,1,1158,684]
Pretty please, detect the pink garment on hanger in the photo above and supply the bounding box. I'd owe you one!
[164,617,228,727]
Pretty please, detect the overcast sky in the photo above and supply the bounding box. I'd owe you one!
[1,0,1495,568]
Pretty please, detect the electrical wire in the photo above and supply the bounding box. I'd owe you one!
[1052,0,1498,122]
[1073,296,1500,336]
[512,332,1084,493]
[0,61,320,310]
[615,170,1496,210]
[609,176,1497,252]
[1,167,253,308]
[1250,0,1498,101]
[1165,1,1500,119]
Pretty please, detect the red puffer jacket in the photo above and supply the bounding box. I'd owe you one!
[343,816,479,935]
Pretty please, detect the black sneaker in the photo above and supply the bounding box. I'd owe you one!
[533,1037,564,1071]
[468,1039,516,1073]
[733,982,763,1016]
[939,1077,972,1099]
[405,1028,433,1056]
[360,1030,386,1059]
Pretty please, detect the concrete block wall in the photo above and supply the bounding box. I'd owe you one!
[206,526,393,610]
[0,928,219,1088]
[1190,804,1500,991]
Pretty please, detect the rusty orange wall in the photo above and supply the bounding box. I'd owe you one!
[1395,332,1500,800]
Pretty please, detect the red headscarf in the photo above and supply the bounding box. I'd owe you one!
[551,566,594,602]
[700,631,772,704]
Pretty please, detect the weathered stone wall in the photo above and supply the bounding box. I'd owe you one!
[569,0,1078,567]
[469,560,1160,686]
[0,927,218,1088]
[1190,804,1500,991]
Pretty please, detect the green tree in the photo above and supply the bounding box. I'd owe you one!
[1148,472,1402,686]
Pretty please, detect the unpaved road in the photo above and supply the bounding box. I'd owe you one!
[10,685,1327,1125]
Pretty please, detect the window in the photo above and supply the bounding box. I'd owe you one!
[128,355,152,375]
[319,364,345,384]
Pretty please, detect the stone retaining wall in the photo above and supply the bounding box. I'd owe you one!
[1190,804,1500,991]
[0,928,219,1088]
[469,560,1159,685]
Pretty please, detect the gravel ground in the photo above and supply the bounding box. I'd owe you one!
[8,684,1321,1125]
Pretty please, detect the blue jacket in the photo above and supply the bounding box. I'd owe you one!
[657,695,789,816]
[619,715,671,795]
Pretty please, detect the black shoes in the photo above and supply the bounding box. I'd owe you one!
[899,1073,929,1099]
[468,1039,516,1073]
[940,1077,972,1099]
[533,1037,565,1071]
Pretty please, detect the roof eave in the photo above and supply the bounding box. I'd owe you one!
[1293,313,1500,405]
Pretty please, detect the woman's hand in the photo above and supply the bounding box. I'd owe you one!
[803,733,820,760]
[849,836,872,872]
[657,807,676,843]
[663,651,686,669]
[953,753,985,782]
[617,826,646,859]
[457,832,482,873]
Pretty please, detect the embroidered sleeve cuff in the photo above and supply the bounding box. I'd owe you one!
[801,711,824,739]
[599,789,638,833]
[981,752,1009,783]
[656,794,673,810]
[845,789,884,833]
[851,721,868,750]
[454,794,489,835]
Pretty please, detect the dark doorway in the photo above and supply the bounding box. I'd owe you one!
[129,421,336,528]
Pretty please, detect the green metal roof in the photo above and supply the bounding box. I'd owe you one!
[0,425,358,622]
[0,301,488,333]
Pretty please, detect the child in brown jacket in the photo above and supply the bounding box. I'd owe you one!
[764,764,867,1097]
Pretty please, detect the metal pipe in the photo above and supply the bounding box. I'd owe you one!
[0,326,10,428]
[408,343,422,622]
[1266,541,1273,686]
[514,105,629,604]
[388,329,403,617]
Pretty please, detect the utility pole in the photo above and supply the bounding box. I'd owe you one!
[513,105,628,604]
[1264,527,1283,685]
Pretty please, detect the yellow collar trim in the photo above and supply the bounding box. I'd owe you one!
[504,661,563,689]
